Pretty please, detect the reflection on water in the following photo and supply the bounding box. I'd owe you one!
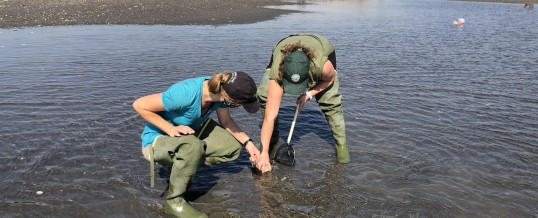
[1,0,537,217]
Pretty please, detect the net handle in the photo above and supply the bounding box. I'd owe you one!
[286,106,300,144]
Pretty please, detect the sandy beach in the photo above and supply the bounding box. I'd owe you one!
[0,0,299,28]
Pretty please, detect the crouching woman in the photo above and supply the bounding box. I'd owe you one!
[132,71,260,217]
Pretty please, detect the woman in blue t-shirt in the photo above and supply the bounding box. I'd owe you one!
[133,71,260,218]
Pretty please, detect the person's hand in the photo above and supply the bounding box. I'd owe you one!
[256,152,272,173]
[296,91,312,111]
[245,143,260,163]
[166,125,195,137]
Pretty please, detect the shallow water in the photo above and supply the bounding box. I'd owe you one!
[1,0,537,217]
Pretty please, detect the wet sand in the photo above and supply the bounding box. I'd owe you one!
[1,0,535,28]
[0,0,300,28]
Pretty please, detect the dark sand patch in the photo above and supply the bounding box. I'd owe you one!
[0,0,303,28]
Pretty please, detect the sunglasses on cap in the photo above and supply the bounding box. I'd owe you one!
[224,96,257,108]
[223,99,240,108]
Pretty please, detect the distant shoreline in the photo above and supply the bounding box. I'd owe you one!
[0,0,301,29]
[0,0,534,29]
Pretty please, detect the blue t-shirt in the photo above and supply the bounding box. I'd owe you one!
[140,76,226,146]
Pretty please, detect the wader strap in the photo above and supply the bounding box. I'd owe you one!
[149,135,164,188]
[149,145,155,188]
[197,118,212,139]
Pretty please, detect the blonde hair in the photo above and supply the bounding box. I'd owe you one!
[278,41,316,82]
[208,71,233,100]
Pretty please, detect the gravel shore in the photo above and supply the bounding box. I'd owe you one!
[1,0,535,28]
[0,0,299,28]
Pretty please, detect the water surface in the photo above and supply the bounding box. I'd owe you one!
[1,0,537,217]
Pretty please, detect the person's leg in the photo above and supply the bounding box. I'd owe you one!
[315,73,350,164]
[256,69,281,158]
[196,119,242,165]
[151,135,208,218]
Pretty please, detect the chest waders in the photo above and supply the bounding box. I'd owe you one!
[314,73,350,163]
[148,118,242,217]
[150,135,207,218]
[257,69,350,164]
[258,34,350,164]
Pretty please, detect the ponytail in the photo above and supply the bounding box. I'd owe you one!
[208,71,232,96]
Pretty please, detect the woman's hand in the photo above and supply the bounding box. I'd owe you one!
[245,143,261,163]
[166,125,195,137]
[296,91,312,111]
[256,152,272,173]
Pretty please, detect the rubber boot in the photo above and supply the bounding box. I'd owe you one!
[164,176,207,218]
[152,135,208,218]
[336,142,350,164]
[315,71,350,164]
[326,112,350,164]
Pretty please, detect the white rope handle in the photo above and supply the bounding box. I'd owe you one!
[287,106,300,144]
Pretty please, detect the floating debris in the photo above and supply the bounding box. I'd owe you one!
[454,18,465,27]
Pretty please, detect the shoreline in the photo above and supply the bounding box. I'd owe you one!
[1,0,535,29]
[0,0,301,29]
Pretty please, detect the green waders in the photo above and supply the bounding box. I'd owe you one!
[257,69,350,164]
[149,119,242,218]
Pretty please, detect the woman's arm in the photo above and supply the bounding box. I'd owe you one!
[296,60,336,110]
[258,80,284,173]
[132,93,194,136]
[216,108,260,163]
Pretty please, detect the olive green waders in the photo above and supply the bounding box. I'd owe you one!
[257,69,350,164]
[144,118,242,217]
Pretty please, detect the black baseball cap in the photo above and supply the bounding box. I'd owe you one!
[221,71,260,113]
